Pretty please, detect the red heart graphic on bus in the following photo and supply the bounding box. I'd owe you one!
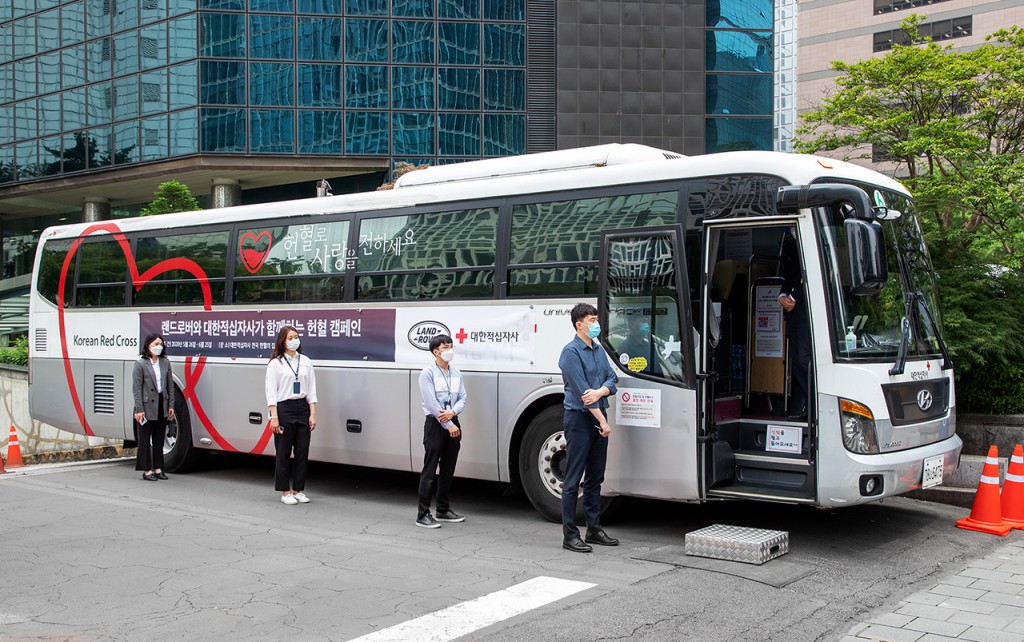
[56,223,269,454]
[239,230,273,275]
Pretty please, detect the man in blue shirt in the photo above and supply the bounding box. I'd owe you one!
[415,334,468,529]
[558,302,620,553]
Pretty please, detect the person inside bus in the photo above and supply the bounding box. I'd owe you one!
[265,326,318,505]
[778,230,810,422]
[616,316,662,376]
[132,333,175,481]
[415,334,467,528]
[558,302,620,553]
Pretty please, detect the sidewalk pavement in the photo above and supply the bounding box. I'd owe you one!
[843,537,1024,642]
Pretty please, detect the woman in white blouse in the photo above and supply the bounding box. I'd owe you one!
[265,325,318,505]
[132,333,176,481]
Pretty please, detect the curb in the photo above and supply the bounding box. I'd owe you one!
[6,444,137,467]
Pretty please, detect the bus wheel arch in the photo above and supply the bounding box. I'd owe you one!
[515,402,621,523]
[162,385,205,472]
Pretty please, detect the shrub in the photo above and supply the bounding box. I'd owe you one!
[0,336,29,367]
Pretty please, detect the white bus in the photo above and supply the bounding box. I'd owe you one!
[28,144,960,520]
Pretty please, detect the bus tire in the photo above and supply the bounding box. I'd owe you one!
[518,405,621,524]
[162,388,205,473]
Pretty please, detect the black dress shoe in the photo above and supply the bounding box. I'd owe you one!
[142,473,158,481]
[155,472,168,480]
[562,537,593,553]
[585,528,620,546]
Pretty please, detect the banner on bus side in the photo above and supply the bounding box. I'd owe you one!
[139,309,397,361]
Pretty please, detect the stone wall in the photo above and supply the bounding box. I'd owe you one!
[0,364,122,464]
[957,414,1024,457]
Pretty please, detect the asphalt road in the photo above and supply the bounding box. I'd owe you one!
[0,454,1014,641]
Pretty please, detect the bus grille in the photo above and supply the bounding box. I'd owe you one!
[34,328,46,352]
[882,379,950,426]
[93,375,116,415]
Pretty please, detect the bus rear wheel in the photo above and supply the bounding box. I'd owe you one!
[162,388,205,472]
[518,405,620,524]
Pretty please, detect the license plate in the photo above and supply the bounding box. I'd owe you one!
[922,455,944,489]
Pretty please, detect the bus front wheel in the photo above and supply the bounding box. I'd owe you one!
[518,405,620,524]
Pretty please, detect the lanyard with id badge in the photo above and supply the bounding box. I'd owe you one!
[437,364,453,409]
[285,355,301,395]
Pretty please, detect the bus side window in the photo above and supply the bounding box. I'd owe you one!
[508,190,679,297]
[76,238,128,307]
[36,240,76,307]
[355,207,497,300]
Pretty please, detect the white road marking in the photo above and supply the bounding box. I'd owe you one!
[349,576,596,642]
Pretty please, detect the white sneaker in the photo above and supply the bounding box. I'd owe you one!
[281,494,299,505]
[294,492,310,503]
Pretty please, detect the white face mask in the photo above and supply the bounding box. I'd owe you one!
[286,338,300,351]
[150,344,163,356]
[440,349,455,363]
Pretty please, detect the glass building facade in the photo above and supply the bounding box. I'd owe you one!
[705,0,774,152]
[0,0,529,187]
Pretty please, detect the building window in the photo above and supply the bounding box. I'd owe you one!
[874,0,951,14]
[873,16,971,52]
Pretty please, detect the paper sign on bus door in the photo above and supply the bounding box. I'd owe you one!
[615,388,661,428]
[766,425,802,454]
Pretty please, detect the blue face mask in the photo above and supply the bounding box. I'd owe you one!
[639,323,650,335]
[586,322,601,339]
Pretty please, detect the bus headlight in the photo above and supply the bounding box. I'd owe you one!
[840,398,879,454]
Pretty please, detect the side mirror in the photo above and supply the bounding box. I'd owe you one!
[845,218,888,295]
[777,184,875,220]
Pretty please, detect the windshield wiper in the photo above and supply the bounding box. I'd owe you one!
[915,290,953,371]
[889,316,911,376]
[888,291,952,375]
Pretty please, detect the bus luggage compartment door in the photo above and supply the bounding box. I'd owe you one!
[85,359,126,439]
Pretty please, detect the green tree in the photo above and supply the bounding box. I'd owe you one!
[796,17,1024,413]
[140,180,201,216]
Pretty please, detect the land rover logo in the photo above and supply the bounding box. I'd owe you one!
[408,321,450,350]
[916,389,934,412]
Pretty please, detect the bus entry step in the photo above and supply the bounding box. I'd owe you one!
[684,524,789,565]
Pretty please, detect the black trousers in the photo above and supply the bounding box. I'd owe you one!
[418,415,461,518]
[787,303,811,409]
[274,398,311,492]
[135,393,166,471]
[561,408,608,540]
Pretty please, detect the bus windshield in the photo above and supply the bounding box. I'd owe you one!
[814,187,943,362]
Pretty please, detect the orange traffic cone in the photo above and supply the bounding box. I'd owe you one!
[1002,444,1024,529]
[957,445,1011,536]
[4,425,24,469]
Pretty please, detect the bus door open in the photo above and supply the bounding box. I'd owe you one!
[598,226,701,502]
[699,223,816,503]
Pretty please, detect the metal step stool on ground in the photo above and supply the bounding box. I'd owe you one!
[684,524,789,565]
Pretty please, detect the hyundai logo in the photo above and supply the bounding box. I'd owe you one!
[916,389,934,412]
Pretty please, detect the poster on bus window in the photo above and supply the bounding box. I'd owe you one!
[754,284,784,358]
[139,309,396,361]
[394,306,536,366]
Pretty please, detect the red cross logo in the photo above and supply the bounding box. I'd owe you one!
[455,328,468,344]
[926,361,931,371]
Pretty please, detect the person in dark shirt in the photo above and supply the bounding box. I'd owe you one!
[778,231,810,421]
[557,302,620,553]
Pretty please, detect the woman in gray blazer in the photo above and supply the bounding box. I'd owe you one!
[132,333,176,481]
